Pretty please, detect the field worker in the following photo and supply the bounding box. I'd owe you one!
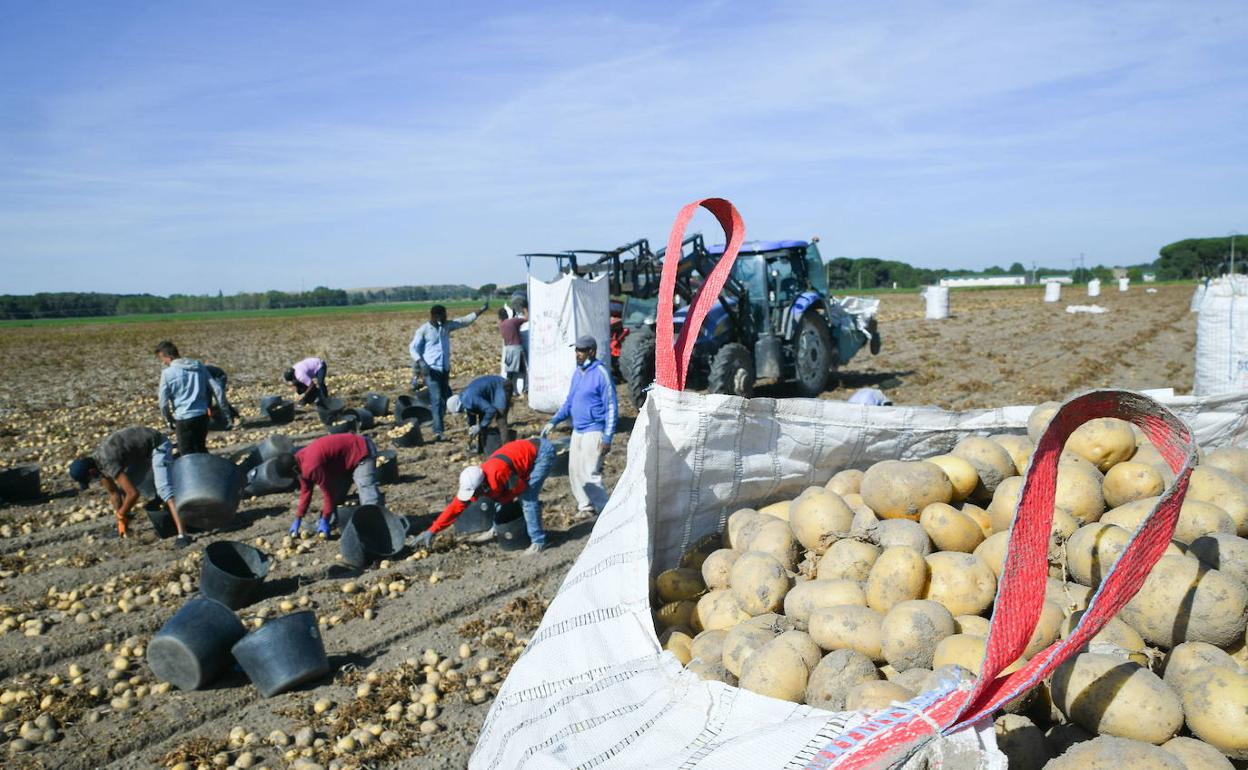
[409,300,488,442]
[155,340,212,455]
[412,437,556,554]
[542,334,617,518]
[274,432,381,539]
[68,426,191,546]
[447,374,511,454]
[284,356,329,408]
[204,364,238,430]
[847,387,893,406]
[498,306,527,396]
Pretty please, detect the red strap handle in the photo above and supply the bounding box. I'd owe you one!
[655,198,745,391]
[825,389,1197,769]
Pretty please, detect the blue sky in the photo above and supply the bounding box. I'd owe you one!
[1,0,1246,294]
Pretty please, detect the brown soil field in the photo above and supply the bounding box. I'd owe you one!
[0,284,1196,769]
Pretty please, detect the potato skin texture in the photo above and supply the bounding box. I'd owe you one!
[728,551,791,616]
[1102,461,1164,508]
[860,460,953,521]
[951,436,1017,499]
[866,547,928,614]
[880,600,956,672]
[805,649,879,711]
[1119,554,1248,648]
[1050,653,1183,744]
[1179,666,1248,759]
[1044,736,1185,770]
[1065,417,1137,472]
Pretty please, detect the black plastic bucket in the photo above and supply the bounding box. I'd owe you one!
[0,464,41,502]
[147,597,246,691]
[393,420,423,448]
[200,541,271,609]
[394,395,432,424]
[259,395,283,413]
[267,401,295,425]
[243,457,297,497]
[350,408,375,430]
[317,396,346,426]
[148,506,180,539]
[364,393,390,417]
[453,498,495,535]
[328,414,358,434]
[375,450,398,484]
[172,454,240,530]
[339,505,410,568]
[231,611,329,697]
[234,447,264,476]
[495,502,530,551]
[258,434,295,460]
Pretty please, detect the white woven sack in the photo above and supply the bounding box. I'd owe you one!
[469,386,1248,770]
[1194,276,1248,396]
[526,274,611,412]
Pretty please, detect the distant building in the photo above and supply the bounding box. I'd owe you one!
[1040,275,1074,284]
[1143,273,1157,282]
[938,275,1027,288]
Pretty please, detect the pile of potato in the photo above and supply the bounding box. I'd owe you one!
[651,402,1248,769]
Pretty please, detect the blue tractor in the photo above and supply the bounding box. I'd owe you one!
[618,235,881,407]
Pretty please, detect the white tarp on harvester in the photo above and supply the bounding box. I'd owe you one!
[527,273,611,413]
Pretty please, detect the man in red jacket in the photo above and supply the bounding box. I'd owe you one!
[413,437,556,554]
[275,433,381,538]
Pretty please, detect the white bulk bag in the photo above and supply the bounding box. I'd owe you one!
[526,273,611,412]
[1118,277,1129,292]
[1087,279,1101,297]
[1043,282,1061,302]
[1194,276,1248,396]
[924,286,949,319]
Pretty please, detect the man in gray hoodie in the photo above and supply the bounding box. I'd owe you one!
[156,340,212,455]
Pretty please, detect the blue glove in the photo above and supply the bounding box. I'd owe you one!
[468,424,481,437]
[540,422,553,438]
[289,517,303,537]
[412,530,435,549]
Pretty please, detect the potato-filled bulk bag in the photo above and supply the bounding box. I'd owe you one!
[471,199,1204,770]
[1194,275,1248,396]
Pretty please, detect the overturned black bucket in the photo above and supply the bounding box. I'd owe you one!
[364,393,390,417]
[243,457,297,497]
[231,611,329,697]
[454,498,496,535]
[350,408,375,430]
[375,450,398,484]
[172,454,241,530]
[267,401,295,425]
[328,413,358,434]
[0,464,41,502]
[317,396,346,426]
[258,434,295,460]
[148,505,182,539]
[234,447,264,476]
[339,505,410,568]
[495,502,530,551]
[147,597,246,691]
[393,420,423,448]
[394,395,432,424]
[200,541,271,609]
[259,395,284,413]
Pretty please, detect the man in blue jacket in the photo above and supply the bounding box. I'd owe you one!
[542,335,617,517]
[409,301,487,441]
[446,374,512,454]
[155,340,212,454]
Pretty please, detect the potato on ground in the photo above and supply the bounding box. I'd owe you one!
[1102,461,1165,508]
[869,518,933,555]
[866,547,929,614]
[1178,665,1248,759]
[1203,446,1248,484]
[729,551,792,616]
[919,503,985,553]
[816,538,880,582]
[1186,465,1248,536]
[880,600,956,671]
[924,454,979,502]
[782,579,866,624]
[1050,653,1183,744]
[1065,417,1137,472]
[1162,641,1244,696]
[1159,737,1235,770]
[1100,497,1234,545]
[825,468,864,496]
[694,589,751,631]
[990,434,1034,476]
[701,548,741,591]
[805,649,879,711]
[656,567,706,602]
[1119,554,1248,648]
[1187,532,1248,587]
[923,552,997,617]
[859,460,953,521]
[950,435,1017,499]
[809,605,884,661]
[789,487,855,554]
[844,680,915,710]
[738,634,812,702]
[1026,402,1060,444]
[1044,735,1185,770]
[994,714,1051,770]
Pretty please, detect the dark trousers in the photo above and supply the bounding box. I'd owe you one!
[176,414,210,455]
[427,368,450,437]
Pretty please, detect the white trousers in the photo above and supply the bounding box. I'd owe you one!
[569,430,608,513]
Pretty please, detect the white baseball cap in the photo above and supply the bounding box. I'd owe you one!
[456,466,485,501]
[447,394,462,413]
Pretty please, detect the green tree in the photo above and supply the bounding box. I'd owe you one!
[1008,262,1026,274]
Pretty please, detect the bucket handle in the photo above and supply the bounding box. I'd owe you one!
[654,198,746,392]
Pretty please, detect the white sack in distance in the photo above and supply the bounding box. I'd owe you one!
[1087,279,1101,297]
[526,273,611,413]
[924,285,949,319]
[1195,274,1248,396]
[1044,282,1061,302]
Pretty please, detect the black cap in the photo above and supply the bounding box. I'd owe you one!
[572,334,597,351]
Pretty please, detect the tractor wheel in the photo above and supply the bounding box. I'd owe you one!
[708,343,755,398]
[619,324,656,410]
[794,313,835,397]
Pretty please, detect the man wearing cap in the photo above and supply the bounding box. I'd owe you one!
[542,334,617,518]
[273,432,381,539]
[155,340,212,455]
[412,437,556,554]
[284,356,329,408]
[446,374,512,454]
[68,426,190,546]
[409,301,488,442]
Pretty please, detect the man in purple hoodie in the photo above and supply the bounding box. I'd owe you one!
[542,335,617,517]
